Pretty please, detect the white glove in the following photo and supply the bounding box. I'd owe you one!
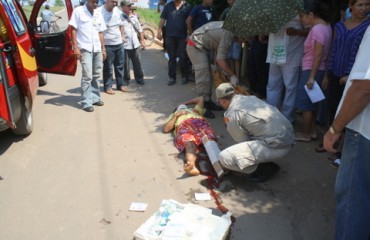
[230,75,239,87]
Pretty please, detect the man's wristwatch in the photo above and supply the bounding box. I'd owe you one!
[329,125,341,134]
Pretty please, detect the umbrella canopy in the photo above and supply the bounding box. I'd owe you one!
[223,0,304,38]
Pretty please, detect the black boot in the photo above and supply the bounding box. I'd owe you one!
[205,100,223,111]
[249,162,280,182]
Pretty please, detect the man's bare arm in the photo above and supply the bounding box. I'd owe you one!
[186,16,193,35]
[324,80,370,152]
[183,96,204,108]
[332,80,370,132]
[157,18,165,40]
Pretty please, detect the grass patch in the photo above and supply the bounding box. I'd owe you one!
[21,6,65,19]
[135,8,160,28]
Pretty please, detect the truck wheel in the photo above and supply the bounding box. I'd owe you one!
[13,96,33,136]
[38,72,47,86]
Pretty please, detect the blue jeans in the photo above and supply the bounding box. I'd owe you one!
[166,36,188,80]
[80,50,102,108]
[335,128,370,239]
[266,64,300,122]
[103,44,125,90]
[124,47,144,83]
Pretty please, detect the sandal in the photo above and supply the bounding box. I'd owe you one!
[184,162,200,176]
[315,143,326,153]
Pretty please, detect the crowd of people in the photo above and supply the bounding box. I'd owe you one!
[69,0,145,112]
[68,0,370,238]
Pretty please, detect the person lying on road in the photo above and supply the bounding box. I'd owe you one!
[163,97,217,176]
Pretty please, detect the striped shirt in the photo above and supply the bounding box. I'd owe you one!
[328,18,370,77]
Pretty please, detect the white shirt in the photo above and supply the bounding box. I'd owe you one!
[266,16,304,67]
[121,13,142,50]
[337,26,370,140]
[69,5,106,52]
[99,6,124,45]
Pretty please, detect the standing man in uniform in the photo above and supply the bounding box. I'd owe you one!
[186,21,237,119]
[323,26,370,240]
[69,0,107,112]
[157,0,192,86]
[121,0,145,86]
[216,83,294,181]
[99,0,126,95]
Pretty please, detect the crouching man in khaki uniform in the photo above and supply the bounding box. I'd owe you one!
[216,83,294,182]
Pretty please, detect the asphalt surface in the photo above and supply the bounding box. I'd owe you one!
[0,44,337,240]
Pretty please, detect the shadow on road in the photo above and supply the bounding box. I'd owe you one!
[0,129,24,155]
[39,88,81,109]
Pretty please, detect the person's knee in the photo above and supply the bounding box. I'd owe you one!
[219,150,233,167]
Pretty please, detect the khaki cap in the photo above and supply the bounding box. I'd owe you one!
[215,83,235,99]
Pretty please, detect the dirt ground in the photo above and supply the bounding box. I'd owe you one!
[0,43,337,240]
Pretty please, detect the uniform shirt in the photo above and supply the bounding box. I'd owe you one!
[337,26,370,140]
[99,5,124,45]
[189,4,213,30]
[191,21,234,60]
[224,95,294,147]
[160,0,191,37]
[69,5,106,52]
[121,13,142,50]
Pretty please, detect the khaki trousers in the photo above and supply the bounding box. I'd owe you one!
[219,140,291,174]
[186,44,212,101]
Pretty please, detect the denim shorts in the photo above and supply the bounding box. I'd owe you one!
[295,69,325,111]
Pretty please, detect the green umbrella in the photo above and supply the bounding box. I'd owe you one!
[223,0,304,38]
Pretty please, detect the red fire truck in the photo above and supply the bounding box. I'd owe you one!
[0,0,76,135]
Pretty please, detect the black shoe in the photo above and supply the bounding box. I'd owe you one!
[167,78,176,86]
[136,80,145,85]
[249,162,280,182]
[93,101,104,106]
[181,77,188,85]
[83,106,94,112]
[204,109,215,119]
[205,100,223,111]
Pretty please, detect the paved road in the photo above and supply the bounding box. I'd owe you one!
[0,45,336,240]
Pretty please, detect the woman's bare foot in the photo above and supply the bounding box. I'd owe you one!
[184,162,200,176]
